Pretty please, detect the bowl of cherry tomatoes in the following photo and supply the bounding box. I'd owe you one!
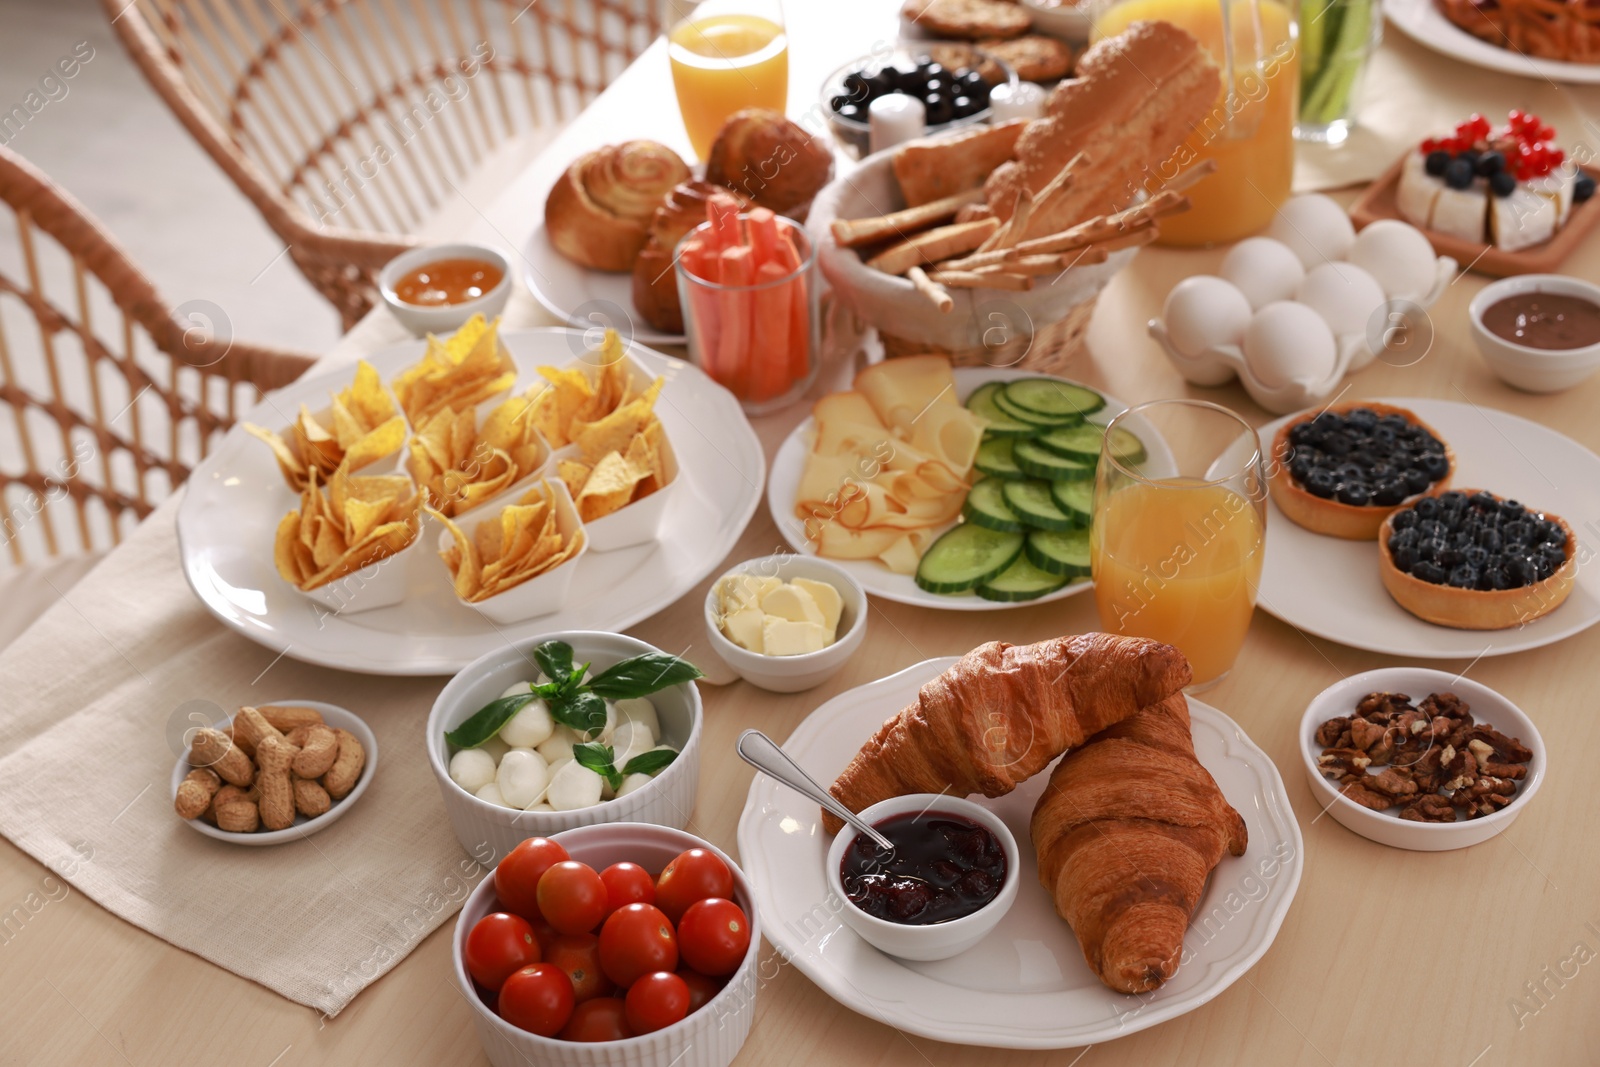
[452,824,761,1067]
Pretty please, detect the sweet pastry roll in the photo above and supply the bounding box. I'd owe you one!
[544,140,691,272]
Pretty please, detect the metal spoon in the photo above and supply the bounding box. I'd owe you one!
[736,729,894,853]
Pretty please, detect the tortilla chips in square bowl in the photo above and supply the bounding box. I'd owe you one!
[405,391,551,519]
[272,466,423,614]
[431,479,587,624]
[390,313,517,425]
[244,361,406,490]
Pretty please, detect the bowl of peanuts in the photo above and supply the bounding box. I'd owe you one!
[170,700,377,846]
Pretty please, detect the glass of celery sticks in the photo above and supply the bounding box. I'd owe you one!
[1297,0,1382,144]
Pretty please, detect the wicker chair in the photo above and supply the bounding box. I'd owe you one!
[107,0,667,329]
[0,143,314,577]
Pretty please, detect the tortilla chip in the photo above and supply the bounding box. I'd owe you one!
[405,395,547,517]
[432,481,583,602]
[557,459,592,498]
[274,466,421,591]
[576,452,647,522]
[391,314,516,423]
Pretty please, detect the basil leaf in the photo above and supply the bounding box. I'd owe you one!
[549,691,607,735]
[587,654,704,700]
[561,662,591,697]
[533,641,575,686]
[621,748,678,777]
[444,693,537,748]
[532,680,564,699]
[573,742,622,791]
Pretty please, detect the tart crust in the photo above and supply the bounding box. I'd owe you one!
[1269,401,1456,541]
[1377,490,1577,630]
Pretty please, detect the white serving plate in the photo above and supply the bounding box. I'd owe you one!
[766,367,1170,610]
[1384,0,1600,84]
[1256,397,1600,658]
[736,657,1303,1048]
[521,223,686,346]
[177,329,763,675]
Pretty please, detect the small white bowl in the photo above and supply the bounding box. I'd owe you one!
[1299,667,1545,851]
[427,631,702,862]
[379,242,512,336]
[703,555,867,693]
[825,793,1020,961]
[1021,0,1094,40]
[1469,274,1600,393]
[172,700,378,846]
[438,479,588,625]
[295,523,423,615]
[452,822,758,1067]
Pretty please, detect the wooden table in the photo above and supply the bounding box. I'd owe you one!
[4,3,1600,1064]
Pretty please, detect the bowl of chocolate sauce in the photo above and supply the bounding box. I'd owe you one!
[1470,274,1600,393]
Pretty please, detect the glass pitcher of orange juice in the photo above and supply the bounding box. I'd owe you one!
[668,0,789,160]
[1092,0,1298,245]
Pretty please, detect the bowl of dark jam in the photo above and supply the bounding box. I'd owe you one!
[825,793,1019,961]
[1469,274,1600,393]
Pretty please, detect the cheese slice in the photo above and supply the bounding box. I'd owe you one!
[761,617,827,656]
[761,583,824,626]
[854,355,959,434]
[1491,188,1556,252]
[1430,184,1487,243]
[790,578,843,639]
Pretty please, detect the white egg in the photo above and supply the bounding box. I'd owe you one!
[1243,302,1338,389]
[474,781,511,808]
[1347,220,1437,302]
[1161,276,1253,358]
[496,748,550,809]
[448,748,498,793]
[499,698,555,748]
[1266,194,1357,269]
[1295,262,1387,338]
[1221,238,1306,310]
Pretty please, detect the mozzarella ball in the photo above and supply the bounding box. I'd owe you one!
[616,773,655,797]
[611,720,655,772]
[499,698,555,748]
[546,762,604,811]
[615,697,660,742]
[448,748,498,793]
[1243,302,1338,389]
[1295,262,1386,338]
[477,735,510,763]
[474,781,510,807]
[526,802,555,813]
[496,748,550,809]
[1162,276,1253,358]
[1347,219,1437,302]
[499,680,535,700]
[537,727,580,764]
[1266,194,1356,268]
[1221,238,1306,310]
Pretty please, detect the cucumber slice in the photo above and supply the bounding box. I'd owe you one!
[1002,378,1106,419]
[1025,527,1093,576]
[963,479,1026,532]
[1034,423,1107,461]
[992,388,1083,428]
[1049,479,1094,528]
[1013,439,1095,481]
[963,382,1036,438]
[976,555,1072,601]
[1000,480,1077,532]
[974,437,1026,479]
[915,524,1024,594]
[1105,426,1147,466]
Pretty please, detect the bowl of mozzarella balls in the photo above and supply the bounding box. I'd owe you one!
[1150,194,1457,415]
[428,631,704,860]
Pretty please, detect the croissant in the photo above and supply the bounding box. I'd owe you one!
[824,633,1191,833]
[544,141,691,272]
[1031,693,1248,994]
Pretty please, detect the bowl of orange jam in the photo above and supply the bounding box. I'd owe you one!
[379,242,511,335]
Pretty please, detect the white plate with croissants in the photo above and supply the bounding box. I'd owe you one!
[737,635,1303,1047]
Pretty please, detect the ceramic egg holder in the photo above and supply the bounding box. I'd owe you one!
[1149,255,1457,415]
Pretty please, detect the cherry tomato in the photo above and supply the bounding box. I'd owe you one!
[464,912,541,992]
[544,932,614,1003]
[495,838,570,921]
[558,996,631,1042]
[598,903,678,988]
[655,848,733,924]
[527,914,560,955]
[676,967,724,1013]
[538,861,609,935]
[624,971,691,1035]
[599,861,656,916]
[497,963,574,1037]
[676,898,751,976]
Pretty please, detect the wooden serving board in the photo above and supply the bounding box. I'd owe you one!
[1350,156,1600,277]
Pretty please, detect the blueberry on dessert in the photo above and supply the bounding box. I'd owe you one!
[1378,489,1575,630]
[1269,402,1454,540]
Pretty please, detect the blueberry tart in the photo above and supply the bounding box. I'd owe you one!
[1378,489,1575,630]
[1270,402,1455,540]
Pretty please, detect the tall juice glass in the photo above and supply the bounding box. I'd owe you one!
[1091,401,1266,690]
[1091,0,1299,245]
[668,0,789,160]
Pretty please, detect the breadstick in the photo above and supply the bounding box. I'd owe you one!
[906,266,954,313]
[967,253,1077,276]
[977,188,1034,254]
[926,270,1035,291]
[866,218,1000,275]
[829,187,987,248]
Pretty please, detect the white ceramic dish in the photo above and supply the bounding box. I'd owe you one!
[176,330,764,675]
[1298,667,1545,850]
[521,223,685,346]
[736,657,1303,1048]
[703,555,868,693]
[826,793,1020,961]
[766,367,1169,610]
[1468,274,1600,393]
[1383,0,1600,84]
[1256,397,1600,659]
[426,631,702,862]
[453,822,758,1067]
[379,242,512,335]
[441,480,589,625]
[171,700,377,846]
[1021,0,1093,39]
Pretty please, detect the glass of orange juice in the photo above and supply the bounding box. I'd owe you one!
[1090,400,1266,690]
[668,0,789,160]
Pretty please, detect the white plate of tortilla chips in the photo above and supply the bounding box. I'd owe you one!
[178,327,763,675]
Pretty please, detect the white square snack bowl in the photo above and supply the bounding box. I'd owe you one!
[438,480,588,626]
[171,700,378,847]
[824,794,1020,961]
[426,631,702,862]
[1298,667,1545,851]
[267,401,403,478]
[377,241,512,336]
[293,527,422,615]
[1468,274,1600,394]
[452,822,758,1067]
[574,432,680,552]
[703,555,867,693]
